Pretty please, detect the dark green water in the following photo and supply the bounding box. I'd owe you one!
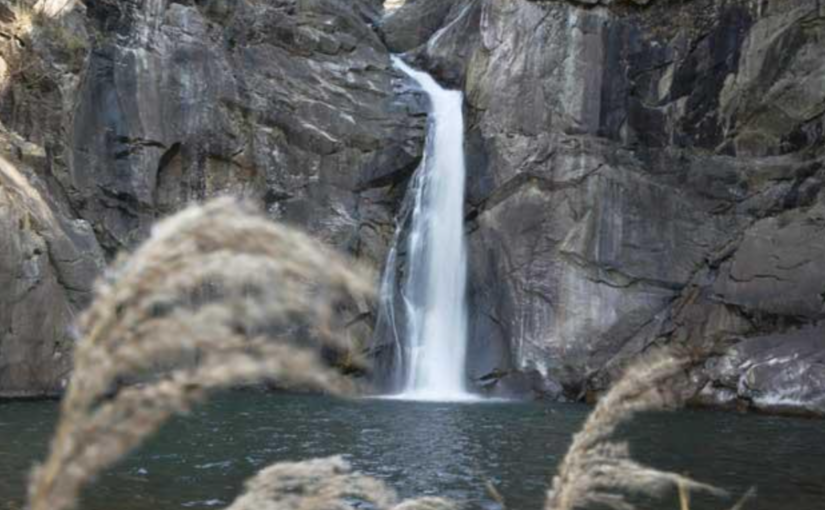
[1,393,824,510]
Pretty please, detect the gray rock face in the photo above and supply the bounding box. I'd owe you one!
[0,0,426,396]
[1,0,823,416]
[0,139,104,397]
[700,326,825,416]
[67,0,424,262]
[379,0,457,53]
[383,0,825,411]
[714,205,825,320]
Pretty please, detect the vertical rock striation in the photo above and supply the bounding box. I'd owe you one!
[0,137,103,397]
[382,0,825,414]
[2,0,824,415]
[68,0,425,261]
[0,0,427,397]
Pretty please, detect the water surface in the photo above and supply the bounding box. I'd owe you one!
[1,393,823,509]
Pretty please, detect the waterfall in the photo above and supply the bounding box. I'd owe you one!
[375,57,474,401]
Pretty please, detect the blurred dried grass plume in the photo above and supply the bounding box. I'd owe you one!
[545,353,727,510]
[27,198,376,510]
[25,197,742,510]
[224,456,454,510]
[384,0,407,12]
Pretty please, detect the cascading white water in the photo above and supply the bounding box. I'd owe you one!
[379,57,473,401]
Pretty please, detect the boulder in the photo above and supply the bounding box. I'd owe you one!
[702,327,825,416]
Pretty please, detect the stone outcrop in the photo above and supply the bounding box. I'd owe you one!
[379,0,457,53]
[699,326,825,416]
[381,0,825,413]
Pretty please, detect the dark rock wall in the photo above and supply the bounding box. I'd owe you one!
[0,135,104,397]
[0,0,425,397]
[1,0,823,416]
[0,0,104,397]
[382,0,825,414]
[69,0,424,261]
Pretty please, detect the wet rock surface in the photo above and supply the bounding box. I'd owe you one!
[384,0,825,412]
[699,326,825,416]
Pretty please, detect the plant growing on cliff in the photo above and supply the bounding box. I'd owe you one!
[34,16,87,69]
[1,0,87,84]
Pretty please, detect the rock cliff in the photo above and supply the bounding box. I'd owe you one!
[1,0,823,416]
[0,0,425,397]
[0,130,103,397]
[382,0,825,415]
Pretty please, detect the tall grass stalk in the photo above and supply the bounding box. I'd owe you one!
[223,456,454,510]
[27,198,374,510]
[545,353,727,510]
[24,197,744,510]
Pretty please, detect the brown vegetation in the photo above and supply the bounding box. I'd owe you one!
[26,198,375,510]
[25,197,744,510]
[546,354,725,510]
[0,0,87,89]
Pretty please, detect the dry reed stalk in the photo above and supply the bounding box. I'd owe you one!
[27,198,374,510]
[545,353,727,510]
[22,197,749,510]
[727,488,757,510]
[391,498,458,510]
[224,456,455,510]
[224,456,397,510]
[679,481,691,510]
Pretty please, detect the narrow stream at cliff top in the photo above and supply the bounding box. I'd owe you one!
[2,394,825,510]
[374,57,473,401]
